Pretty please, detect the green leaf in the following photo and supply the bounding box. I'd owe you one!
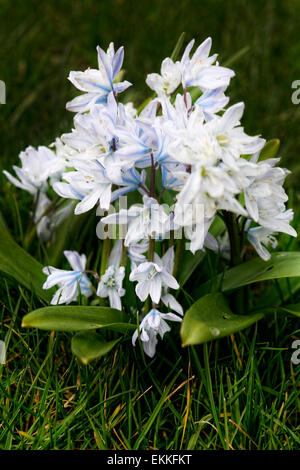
[170,32,186,62]
[0,211,12,238]
[259,139,280,161]
[223,45,250,67]
[199,252,300,297]
[0,227,52,302]
[22,305,135,332]
[255,277,300,309]
[71,331,120,364]
[279,304,300,318]
[178,250,206,287]
[181,292,264,346]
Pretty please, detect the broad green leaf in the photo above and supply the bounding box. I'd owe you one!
[71,331,120,364]
[279,304,300,318]
[0,228,52,302]
[223,252,300,290]
[181,292,264,346]
[259,139,280,161]
[198,252,300,297]
[22,305,135,332]
[255,277,300,309]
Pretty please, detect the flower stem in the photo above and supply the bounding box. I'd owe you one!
[150,152,156,198]
[121,239,127,267]
[169,229,174,247]
[223,211,241,267]
[173,237,184,279]
[223,211,246,313]
[147,237,155,262]
[100,237,111,277]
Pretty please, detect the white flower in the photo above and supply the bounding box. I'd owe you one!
[247,226,278,261]
[128,240,149,269]
[154,247,183,316]
[3,145,65,195]
[66,43,132,113]
[51,137,77,164]
[160,92,192,133]
[146,58,182,96]
[132,308,182,357]
[34,193,52,241]
[244,156,297,238]
[194,86,229,118]
[43,251,92,305]
[34,195,74,242]
[101,195,170,246]
[174,165,246,223]
[180,37,235,89]
[166,105,221,167]
[124,101,137,118]
[110,167,147,202]
[253,199,296,237]
[113,113,157,168]
[206,102,265,169]
[62,93,124,167]
[3,38,297,322]
[183,216,218,254]
[161,162,186,191]
[129,259,179,304]
[53,160,114,214]
[97,266,125,310]
[216,231,231,261]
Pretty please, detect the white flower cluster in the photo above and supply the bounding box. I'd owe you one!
[4,39,296,357]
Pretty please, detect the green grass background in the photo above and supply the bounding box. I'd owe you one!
[0,0,299,450]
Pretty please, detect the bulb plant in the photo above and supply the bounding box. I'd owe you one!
[2,34,300,364]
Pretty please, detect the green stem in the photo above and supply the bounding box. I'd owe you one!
[169,229,174,247]
[144,237,155,314]
[147,237,155,262]
[100,237,111,277]
[147,152,156,263]
[150,152,156,198]
[143,155,157,314]
[223,211,245,313]
[120,239,127,267]
[223,211,241,267]
[173,237,184,279]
